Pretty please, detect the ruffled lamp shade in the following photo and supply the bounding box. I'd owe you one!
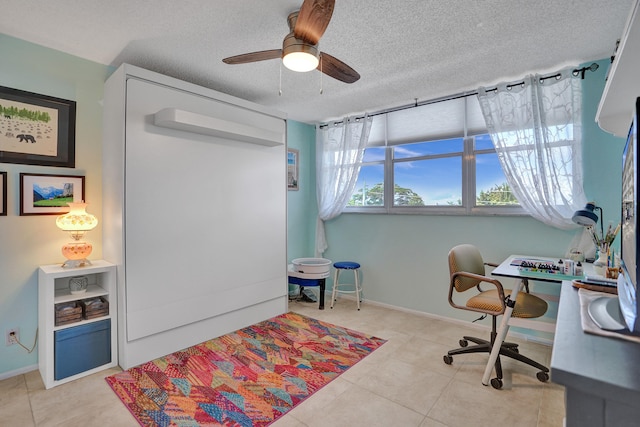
[56,202,98,268]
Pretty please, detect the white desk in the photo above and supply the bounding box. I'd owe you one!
[484,256,640,424]
[491,254,584,283]
[481,255,590,386]
[490,255,586,334]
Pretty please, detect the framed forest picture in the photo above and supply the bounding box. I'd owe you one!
[0,86,76,168]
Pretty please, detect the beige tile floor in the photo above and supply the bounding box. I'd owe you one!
[0,299,565,426]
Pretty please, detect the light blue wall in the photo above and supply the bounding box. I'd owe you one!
[0,34,111,376]
[286,121,317,261]
[319,58,627,336]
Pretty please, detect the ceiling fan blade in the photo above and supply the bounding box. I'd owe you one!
[319,52,360,83]
[294,0,335,45]
[222,49,282,65]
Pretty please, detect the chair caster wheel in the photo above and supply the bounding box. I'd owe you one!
[536,371,549,382]
[443,355,453,365]
[459,339,468,347]
[490,378,503,389]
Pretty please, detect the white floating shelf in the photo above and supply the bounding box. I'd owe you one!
[154,108,284,147]
[596,0,640,137]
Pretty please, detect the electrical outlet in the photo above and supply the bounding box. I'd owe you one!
[6,328,18,346]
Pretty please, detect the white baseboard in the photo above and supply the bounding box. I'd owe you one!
[0,364,38,381]
[326,291,553,346]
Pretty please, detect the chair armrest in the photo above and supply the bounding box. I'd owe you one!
[448,271,507,316]
[451,271,505,294]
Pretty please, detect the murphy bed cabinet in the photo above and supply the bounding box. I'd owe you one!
[102,64,288,369]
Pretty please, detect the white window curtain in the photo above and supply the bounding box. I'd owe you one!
[315,115,372,255]
[477,68,587,229]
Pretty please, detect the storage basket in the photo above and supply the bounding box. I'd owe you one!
[55,301,83,326]
[82,296,109,319]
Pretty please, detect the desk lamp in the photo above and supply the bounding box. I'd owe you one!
[56,202,98,268]
[572,202,604,238]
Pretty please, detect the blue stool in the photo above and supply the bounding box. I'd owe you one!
[331,261,363,310]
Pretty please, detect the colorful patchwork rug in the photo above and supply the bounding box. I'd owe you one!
[106,312,386,426]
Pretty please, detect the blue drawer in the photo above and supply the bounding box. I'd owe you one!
[54,319,111,380]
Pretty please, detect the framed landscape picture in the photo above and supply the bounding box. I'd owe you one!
[0,172,6,216]
[20,173,84,215]
[0,86,76,168]
[287,148,299,191]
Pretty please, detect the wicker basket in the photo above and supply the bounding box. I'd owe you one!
[82,296,109,319]
[55,301,83,326]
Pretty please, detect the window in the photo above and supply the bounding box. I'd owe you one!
[393,138,463,206]
[345,96,522,215]
[474,133,519,207]
[348,147,385,207]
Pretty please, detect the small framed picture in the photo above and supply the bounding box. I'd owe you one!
[287,148,299,191]
[0,172,6,216]
[20,173,84,215]
[0,85,76,168]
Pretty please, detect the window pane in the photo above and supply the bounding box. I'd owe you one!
[475,133,494,150]
[363,146,385,162]
[393,138,463,159]
[348,163,384,206]
[476,152,519,206]
[394,157,462,206]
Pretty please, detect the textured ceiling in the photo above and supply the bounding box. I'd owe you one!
[0,0,635,124]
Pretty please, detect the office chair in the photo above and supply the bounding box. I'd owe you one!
[443,244,550,389]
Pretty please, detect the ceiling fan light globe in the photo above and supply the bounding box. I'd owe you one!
[283,51,319,72]
[282,33,319,72]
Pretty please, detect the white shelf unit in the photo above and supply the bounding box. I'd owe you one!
[38,260,118,389]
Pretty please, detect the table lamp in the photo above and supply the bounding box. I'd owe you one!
[572,202,604,238]
[56,202,98,268]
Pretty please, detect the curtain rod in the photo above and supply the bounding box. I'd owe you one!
[319,63,599,128]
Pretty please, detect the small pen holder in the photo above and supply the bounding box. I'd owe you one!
[606,267,620,280]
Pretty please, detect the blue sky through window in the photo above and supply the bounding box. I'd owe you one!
[352,134,512,207]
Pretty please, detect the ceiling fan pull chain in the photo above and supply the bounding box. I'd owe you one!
[320,55,323,95]
[279,61,283,96]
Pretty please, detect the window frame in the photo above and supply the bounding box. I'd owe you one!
[344,131,526,216]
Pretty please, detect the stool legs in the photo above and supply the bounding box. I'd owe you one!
[330,268,362,310]
[330,268,340,309]
[354,270,361,310]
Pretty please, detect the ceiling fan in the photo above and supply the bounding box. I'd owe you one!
[222,0,360,84]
